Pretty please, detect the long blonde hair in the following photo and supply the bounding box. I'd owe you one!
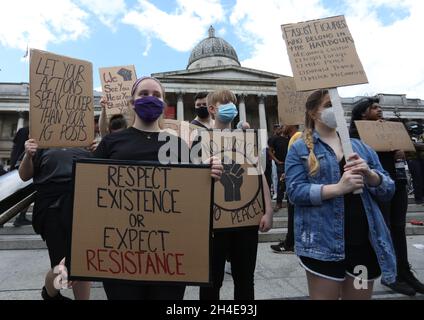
[303,89,328,176]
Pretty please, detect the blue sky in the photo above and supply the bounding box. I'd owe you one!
[0,0,423,98]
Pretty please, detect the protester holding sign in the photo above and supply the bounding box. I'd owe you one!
[93,76,223,300]
[18,141,91,300]
[198,89,273,300]
[285,89,396,300]
[350,98,424,295]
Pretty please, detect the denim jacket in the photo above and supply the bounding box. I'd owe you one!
[285,131,397,284]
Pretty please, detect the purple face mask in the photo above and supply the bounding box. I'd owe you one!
[134,96,164,123]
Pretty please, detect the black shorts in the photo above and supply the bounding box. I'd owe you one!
[299,243,381,282]
[42,209,70,269]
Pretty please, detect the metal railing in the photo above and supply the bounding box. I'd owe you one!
[0,170,35,225]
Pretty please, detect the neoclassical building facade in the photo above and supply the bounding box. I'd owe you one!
[1,26,423,166]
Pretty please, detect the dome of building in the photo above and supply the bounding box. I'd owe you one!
[187,26,241,70]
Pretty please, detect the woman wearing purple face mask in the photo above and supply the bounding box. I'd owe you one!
[93,77,223,300]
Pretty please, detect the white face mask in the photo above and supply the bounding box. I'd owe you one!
[319,107,337,129]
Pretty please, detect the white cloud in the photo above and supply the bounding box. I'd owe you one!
[230,0,329,77]
[338,0,424,98]
[122,0,225,53]
[230,0,424,98]
[218,27,227,37]
[0,0,89,51]
[77,0,127,29]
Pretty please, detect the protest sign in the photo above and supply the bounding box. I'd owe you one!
[276,77,312,125]
[200,130,264,230]
[30,49,94,148]
[281,15,368,91]
[354,121,415,152]
[68,159,213,285]
[162,119,201,146]
[282,16,369,193]
[99,65,137,121]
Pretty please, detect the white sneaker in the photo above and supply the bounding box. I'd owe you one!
[272,194,277,200]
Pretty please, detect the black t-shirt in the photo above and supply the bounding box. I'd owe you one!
[268,135,289,162]
[93,127,187,162]
[377,151,396,180]
[340,158,369,245]
[33,148,91,185]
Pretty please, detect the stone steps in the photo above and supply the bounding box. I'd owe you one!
[259,224,424,243]
[1,204,423,249]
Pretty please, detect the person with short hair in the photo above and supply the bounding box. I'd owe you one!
[108,114,128,134]
[191,92,214,129]
[198,89,273,300]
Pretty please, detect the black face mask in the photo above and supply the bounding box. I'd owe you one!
[195,106,210,119]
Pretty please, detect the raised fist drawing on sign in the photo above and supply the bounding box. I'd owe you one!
[220,158,245,202]
[117,68,133,81]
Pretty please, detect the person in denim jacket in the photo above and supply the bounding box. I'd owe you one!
[285,89,396,300]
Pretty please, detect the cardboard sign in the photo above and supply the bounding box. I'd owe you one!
[30,49,94,148]
[276,77,312,125]
[162,119,201,146]
[69,159,213,285]
[199,130,264,230]
[354,121,416,152]
[281,15,368,91]
[99,65,137,120]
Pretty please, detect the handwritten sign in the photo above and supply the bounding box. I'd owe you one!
[162,119,201,146]
[99,65,137,119]
[200,130,264,230]
[276,77,312,125]
[354,121,416,152]
[29,49,94,148]
[68,160,213,284]
[281,15,368,91]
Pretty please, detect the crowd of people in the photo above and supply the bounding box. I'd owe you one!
[2,75,424,300]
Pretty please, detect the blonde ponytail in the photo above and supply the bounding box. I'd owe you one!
[303,129,320,176]
[303,89,328,177]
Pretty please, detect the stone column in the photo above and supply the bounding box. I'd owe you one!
[238,94,247,123]
[177,93,184,121]
[17,112,25,131]
[258,95,268,151]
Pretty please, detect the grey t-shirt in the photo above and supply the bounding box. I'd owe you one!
[32,148,91,185]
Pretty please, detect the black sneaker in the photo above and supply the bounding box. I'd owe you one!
[271,240,294,253]
[270,243,284,253]
[400,267,424,294]
[381,278,416,296]
[41,287,72,300]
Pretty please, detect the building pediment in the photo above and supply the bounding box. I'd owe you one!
[153,66,289,85]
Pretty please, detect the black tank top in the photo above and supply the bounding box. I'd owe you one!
[340,158,370,245]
